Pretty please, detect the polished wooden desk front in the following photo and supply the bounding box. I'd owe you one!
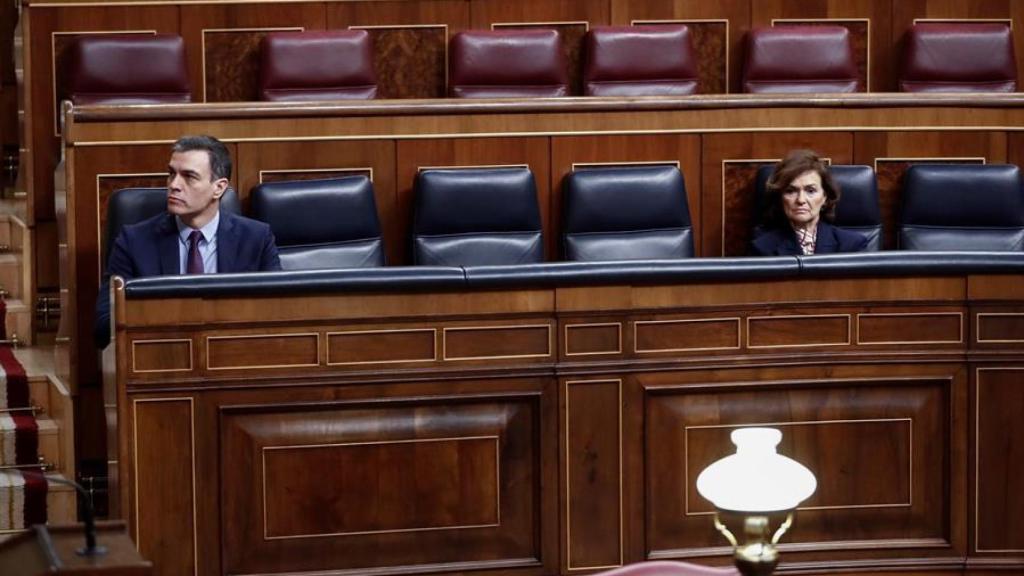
[110,267,1024,576]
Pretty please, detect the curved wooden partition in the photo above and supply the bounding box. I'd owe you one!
[110,256,1024,576]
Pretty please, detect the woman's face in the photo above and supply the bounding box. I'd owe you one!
[782,170,826,228]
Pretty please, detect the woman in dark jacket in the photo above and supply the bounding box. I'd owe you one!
[751,149,869,256]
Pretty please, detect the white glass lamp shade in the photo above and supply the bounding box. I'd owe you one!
[696,427,817,513]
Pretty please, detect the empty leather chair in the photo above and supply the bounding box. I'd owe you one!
[449,29,569,98]
[900,23,1017,92]
[259,30,377,101]
[412,167,543,265]
[583,25,699,96]
[563,165,693,261]
[742,26,859,93]
[755,164,882,250]
[249,176,384,269]
[104,187,241,261]
[66,34,191,105]
[899,164,1024,250]
[593,560,738,576]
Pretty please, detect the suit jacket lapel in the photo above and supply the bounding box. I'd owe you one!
[816,222,838,253]
[158,215,180,275]
[217,211,237,273]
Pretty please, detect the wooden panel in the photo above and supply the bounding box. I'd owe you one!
[858,312,963,345]
[396,137,551,265]
[327,328,436,365]
[853,131,1005,250]
[702,132,854,257]
[975,367,1024,553]
[564,379,622,570]
[609,0,749,93]
[263,436,499,537]
[634,318,740,353]
[327,0,470,98]
[444,324,551,361]
[645,371,952,555]
[220,394,542,574]
[976,312,1024,343]
[471,0,609,95]
[752,0,892,91]
[550,134,701,258]
[132,339,192,373]
[207,333,319,370]
[133,398,195,576]
[748,314,850,348]
[179,3,325,103]
[564,323,622,357]
[235,140,397,262]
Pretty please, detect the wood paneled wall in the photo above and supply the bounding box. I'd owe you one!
[110,271,1024,576]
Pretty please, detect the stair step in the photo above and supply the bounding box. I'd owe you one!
[4,298,31,346]
[0,473,78,538]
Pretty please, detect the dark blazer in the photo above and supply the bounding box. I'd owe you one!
[750,221,869,256]
[94,210,282,347]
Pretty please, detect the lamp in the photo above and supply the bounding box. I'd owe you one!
[696,427,816,576]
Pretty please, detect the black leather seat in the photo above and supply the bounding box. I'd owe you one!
[104,187,241,262]
[249,176,384,269]
[412,167,543,266]
[899,164,1024,251]
[563,165,693,261]
[755,164,882,251]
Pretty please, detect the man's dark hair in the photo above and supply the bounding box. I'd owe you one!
[763,148,841,228]
[171,135,232,181]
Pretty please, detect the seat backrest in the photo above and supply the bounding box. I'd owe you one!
[563,165,693,261]
[583,25,699,96]
[900,164,1024,251]
[900,23,1017,93]
[104,187,241,262]
[66,34,191,105]
[754,164,882,251]
[260,30,377,101]
[449,29,569,98]
[742,26,859,94]
[412,167,543,266]
[593,560,739,576]
[249,176,384,270]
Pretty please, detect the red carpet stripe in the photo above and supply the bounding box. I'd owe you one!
[21,470,48,527]
[12,414,38,465]
[0,345,29,410]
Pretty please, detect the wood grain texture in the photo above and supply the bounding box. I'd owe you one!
[362,27,448,99]
[974,367,1024,554]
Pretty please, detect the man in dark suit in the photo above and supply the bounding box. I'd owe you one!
[94,135,281,347]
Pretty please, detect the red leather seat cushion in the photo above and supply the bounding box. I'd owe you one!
[743,26,859,94]
[900,23,1017,93]
[66,34,191,105]
[260,30,377,101]
[584,25,699,96]
[449,29,569,98]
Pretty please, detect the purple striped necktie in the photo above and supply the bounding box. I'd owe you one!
[186,230,204,274]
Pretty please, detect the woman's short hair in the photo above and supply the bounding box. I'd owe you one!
[763,149,841,227]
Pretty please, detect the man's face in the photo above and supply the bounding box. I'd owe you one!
[167,149,227,226]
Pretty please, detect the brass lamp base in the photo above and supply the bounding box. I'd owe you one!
[713,510,794,576]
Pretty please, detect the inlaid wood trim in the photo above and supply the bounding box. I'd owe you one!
[200,27,304,102]
[630,19,730,94]
[684,417,913,516]
[349,24,450,94]
[417,163,530,172]
[564,322,622,357]
[976,313,1024,343]
[51,30,158,137]
[325,328,437,366]
[634,318,741,353]
[571,160,680,171]
[132,397,197,575]
[856,312,964,345]
[913,18,1012,29]
[746,314,852,348]
[131,338,193,373]
[492,21,590,31]
[205,332,321,370]
[260,435,501,539]
[975,367,1024,553]
[771,18,871,91]
[564,378,623,571]
[442,324,553,361]
[873,156,987,171]
[257,167,375,184]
